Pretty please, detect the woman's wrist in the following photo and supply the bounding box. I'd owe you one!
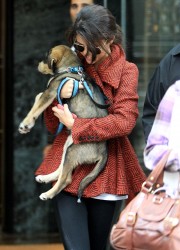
[64,117,75,130]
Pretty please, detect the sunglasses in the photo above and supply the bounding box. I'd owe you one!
[73,42,101,55]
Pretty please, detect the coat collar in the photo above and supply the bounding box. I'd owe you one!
[84,45,126,89]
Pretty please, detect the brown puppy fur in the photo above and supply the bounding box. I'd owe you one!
[19,45,108,201]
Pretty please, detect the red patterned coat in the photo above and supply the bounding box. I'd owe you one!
[35,44,146,201]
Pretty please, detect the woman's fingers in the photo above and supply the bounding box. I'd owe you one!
[60,77,85,99]
[79,82,84,89]
[60,79,74,98]
[52,104,75,129]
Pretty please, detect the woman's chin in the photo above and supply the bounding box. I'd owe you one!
[85,56,92,64]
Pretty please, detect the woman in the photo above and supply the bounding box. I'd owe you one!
[36,4,145,250]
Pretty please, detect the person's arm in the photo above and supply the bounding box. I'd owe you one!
[45,63,139,143]
[71,62,139,144]
[144,82,180,172]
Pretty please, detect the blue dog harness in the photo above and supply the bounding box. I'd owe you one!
[55,66,110,136]
[55,66,90,135]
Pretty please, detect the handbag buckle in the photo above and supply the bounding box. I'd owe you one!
[152,195,163,204]
[142,181,153,193]
[127,212,137,226]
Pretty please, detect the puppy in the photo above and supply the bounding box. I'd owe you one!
[18,45,108,201]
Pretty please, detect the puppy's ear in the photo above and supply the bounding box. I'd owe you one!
[47,57,57,73]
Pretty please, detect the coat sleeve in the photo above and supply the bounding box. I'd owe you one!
[44,99,59,134]
[71,62,139,144]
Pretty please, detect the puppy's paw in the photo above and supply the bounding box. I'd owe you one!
[18,122,31,134]
[39,192,54,200]
[18,119,35,134]
[35,175,53,183]
[39,193,49,200]
[35,175,46,183]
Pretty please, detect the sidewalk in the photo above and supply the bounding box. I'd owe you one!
[0,244,64,250]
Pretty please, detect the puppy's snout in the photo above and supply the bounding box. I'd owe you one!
[38,61,44,71]
[38,61,53,75]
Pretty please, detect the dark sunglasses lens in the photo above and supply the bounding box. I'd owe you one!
[74,44,84,52]
[96,47,101,54]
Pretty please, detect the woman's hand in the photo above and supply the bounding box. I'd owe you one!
[60,78,84,99]
[60,79,74,99]
[52,104,75,130]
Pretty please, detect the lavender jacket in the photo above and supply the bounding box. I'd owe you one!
[144,80,180,172]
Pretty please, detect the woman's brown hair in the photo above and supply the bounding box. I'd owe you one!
[67,4,122,61]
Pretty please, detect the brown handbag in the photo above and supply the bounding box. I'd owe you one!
[110,150,180,250]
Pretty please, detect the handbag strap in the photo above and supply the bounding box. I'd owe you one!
[142,150,171,193]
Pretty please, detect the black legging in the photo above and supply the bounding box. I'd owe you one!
[53,191,122,250]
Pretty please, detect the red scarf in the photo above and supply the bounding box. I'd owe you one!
[82,44,126,90]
